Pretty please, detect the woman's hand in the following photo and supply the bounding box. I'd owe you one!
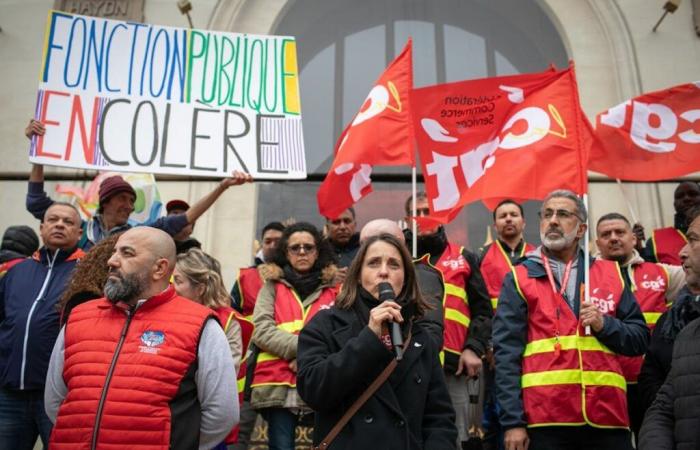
[368,301,403,338]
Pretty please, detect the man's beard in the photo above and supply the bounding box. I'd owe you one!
[541,226,579,253]
[104,271,147,304]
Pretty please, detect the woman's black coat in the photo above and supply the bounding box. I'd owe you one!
[297,304,457,450]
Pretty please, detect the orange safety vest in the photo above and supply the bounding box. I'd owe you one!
[513,259,629,429]
[481,240,535,312]
[618,262,670,383]
[419,242,471,357]
[236,267,264,319]
[651,227,687,265]
[251,283,337,388]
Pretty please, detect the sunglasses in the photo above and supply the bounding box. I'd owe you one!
[288,244,317,255]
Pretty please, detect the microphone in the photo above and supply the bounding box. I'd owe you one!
[377,282,404,360]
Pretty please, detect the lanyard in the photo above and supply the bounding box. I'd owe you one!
[541,253,574,297]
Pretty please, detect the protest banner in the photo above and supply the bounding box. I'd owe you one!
[29,10,306,179]
[411,65,589,223]
[589,82,700,181]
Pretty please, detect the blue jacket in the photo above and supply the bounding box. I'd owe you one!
[0,246,83,391]
[493,250,649,430]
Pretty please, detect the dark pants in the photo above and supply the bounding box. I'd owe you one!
[627,384,643,445]
[0,387,53,450]
[528,426,633,450]
[229,399,258,450]
[260,408,299,450]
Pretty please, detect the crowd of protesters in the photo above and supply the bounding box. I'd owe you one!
[2,121,700,450]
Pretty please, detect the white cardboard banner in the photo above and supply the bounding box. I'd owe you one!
[29,10,307,179]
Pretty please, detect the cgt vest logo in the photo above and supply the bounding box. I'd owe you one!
[139,330,165,355]
[640,273,666,292]
[590,288,616,314]
[441,255,467,271]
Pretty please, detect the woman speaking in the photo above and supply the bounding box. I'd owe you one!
[297,233,457,449]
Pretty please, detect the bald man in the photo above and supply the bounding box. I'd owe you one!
[44,227,238,450]
[360,219,444,348]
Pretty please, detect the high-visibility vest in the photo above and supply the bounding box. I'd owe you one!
[213,307,255,444]
[618,262,670,383]
[513,259,629,429]
[651,227,687,265]
[236,267,264,318]
[251,283,337,388]
[419,242,472,357]
[481,240,534,312]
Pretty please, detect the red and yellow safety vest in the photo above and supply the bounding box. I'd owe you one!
[213,306,255,444]
[236,267,264,318]
[513,259,629,429]
[251,283,337,388]
[618,262,670,383]
[419,242,472,357]
[481,240,535,312]
[651,227,687,265]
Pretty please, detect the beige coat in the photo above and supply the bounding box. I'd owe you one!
[250,263,337,410]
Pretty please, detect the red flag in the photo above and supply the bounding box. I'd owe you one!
[317,40,414,219]
[589,82,700,180]
[411,65,589,223]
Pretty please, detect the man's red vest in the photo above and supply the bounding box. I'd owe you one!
[50,287,214,450]
[419,242,472,357]
[481,240,535,312]
[213,306,255,444]
[651,227,687,265]
[513,259,629,429]
[236,267,264,318]
[618,262,670,383]
[251,283,336,388]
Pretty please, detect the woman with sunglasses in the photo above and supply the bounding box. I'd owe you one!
[296,233,457,450]
[250,222,339,450]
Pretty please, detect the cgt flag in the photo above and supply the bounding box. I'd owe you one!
[411,64,589,223]
[589,82,700,181]
[317,40,414,219]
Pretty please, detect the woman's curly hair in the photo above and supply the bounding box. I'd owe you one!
[271,221,336,271]
[57,234,120,313]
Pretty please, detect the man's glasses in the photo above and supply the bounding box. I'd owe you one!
[538,209,582,221]
[288,244,317,255]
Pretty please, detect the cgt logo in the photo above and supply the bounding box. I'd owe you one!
[640,274,666,292]
[590,288,616,314]
[441,256,467,271]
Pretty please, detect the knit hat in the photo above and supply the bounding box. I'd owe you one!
[1,225,40,257]
[166,199,190,214]
[99,175,136,205]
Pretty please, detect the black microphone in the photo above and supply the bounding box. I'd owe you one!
[377,282,404,360]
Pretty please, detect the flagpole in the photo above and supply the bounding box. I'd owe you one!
[615,178,639,224]
[583,193,591,336]
[412,166,417,258]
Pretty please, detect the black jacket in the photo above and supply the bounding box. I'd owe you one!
[639,317,700,450]
[638,288,700,414]
[493,251,649,430]
[297,304,457,450]
[328,233,361,268]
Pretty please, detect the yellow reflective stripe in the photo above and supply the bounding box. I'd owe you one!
[522,369,626,390]
[257,352,281,363]
[445,283,466,299]
[491,297,498,310]
[511,267,527,302]
[523,335,613,357]
[277,320,303,333]
[445,307,470,327]
[237,377,246,393]
[643,312,662,325]
[583,371,627,390]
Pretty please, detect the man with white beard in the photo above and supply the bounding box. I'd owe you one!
[493,189,648,450]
